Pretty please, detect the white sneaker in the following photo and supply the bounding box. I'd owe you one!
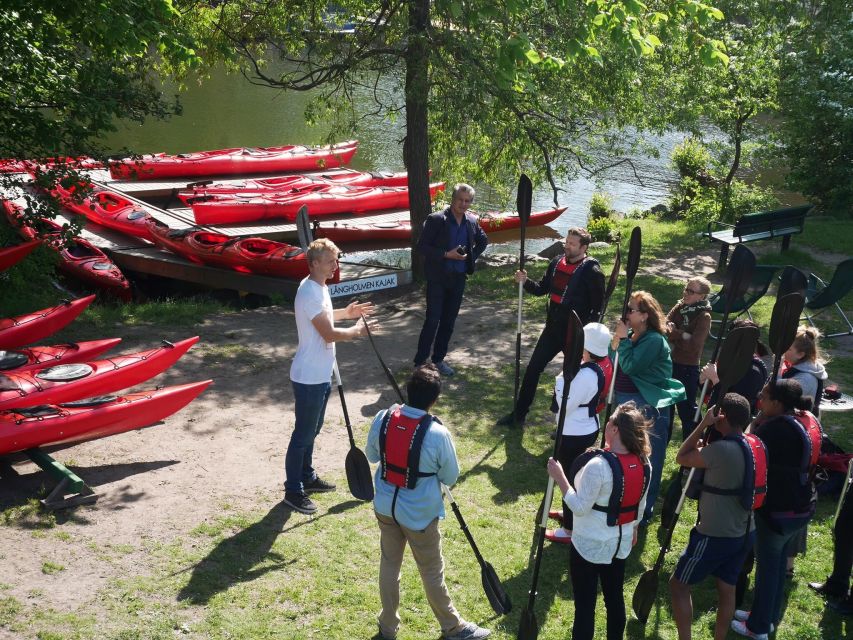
[730,619,768,640]
[733,612,774,633]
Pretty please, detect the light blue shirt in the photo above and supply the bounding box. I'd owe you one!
[366,404,459,530]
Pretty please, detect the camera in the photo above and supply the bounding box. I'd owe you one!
[455,245,467,256]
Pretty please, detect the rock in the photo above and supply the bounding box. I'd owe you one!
[538,241,565,260]
[589,241,611,250]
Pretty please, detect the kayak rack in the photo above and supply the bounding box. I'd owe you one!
[25,448,98,510]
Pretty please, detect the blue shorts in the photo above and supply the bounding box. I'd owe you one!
[673,527,755,586]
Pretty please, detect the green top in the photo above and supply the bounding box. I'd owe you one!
[609,329,686,409]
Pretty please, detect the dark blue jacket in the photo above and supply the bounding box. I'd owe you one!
[417,207,489,282]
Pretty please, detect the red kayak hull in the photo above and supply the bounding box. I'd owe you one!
[3,200,131,300]
[52,182,154,242]
[0,336,199,410]
[0,240,40,271]
[314,207,567,244]
[177,168,415,203]
[0,380,212,455]
[0,296,96,350]
[109,142,359,180]
[192,182,446,225]
[0,339,122,373]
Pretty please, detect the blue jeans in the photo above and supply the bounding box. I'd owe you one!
[414,273,466,365]
[671,363,699,442]
[747,514,809,635]
[285,381,331,494]
[615,391,671,524]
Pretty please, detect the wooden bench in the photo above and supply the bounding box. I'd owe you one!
[704,205,812,271]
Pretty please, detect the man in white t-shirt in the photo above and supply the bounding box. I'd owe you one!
[285,238,375,515]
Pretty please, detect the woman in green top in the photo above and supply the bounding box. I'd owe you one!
[609,290,685,523]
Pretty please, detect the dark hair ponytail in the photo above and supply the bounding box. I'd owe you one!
[767,379,814,413]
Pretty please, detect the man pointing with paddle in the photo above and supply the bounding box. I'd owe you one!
[366,364,491,640]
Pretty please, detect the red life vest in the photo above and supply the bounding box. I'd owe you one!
[549,257,583,304]
[569,449,651,526]
[781,410,823,485]
[595,357,614,415]
[687,434,768,511]
[379,407,436,490]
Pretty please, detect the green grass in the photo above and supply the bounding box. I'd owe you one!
[1,216,850,639]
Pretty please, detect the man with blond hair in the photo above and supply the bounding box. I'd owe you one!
[285,237,375,515]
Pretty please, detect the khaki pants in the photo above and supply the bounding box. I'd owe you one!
[375,512,463,638]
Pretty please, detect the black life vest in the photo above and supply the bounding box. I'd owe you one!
[781,365,824,416]
[548,256,598,305]
[379,406,436,490]
[578,361,606,418]
[550,359,611,418]
[779,410,823,485]
[568,449,651,526]
[686,434,768,511]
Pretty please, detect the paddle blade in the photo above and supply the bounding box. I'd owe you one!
[601,243,622,318]
[482,561,512,615]
[660,469,685,531]
[722,245,757,314]
[345,447,374,501]
[632,568,658,624]
[716,325,760,396]
[296,205,312,250]
[778,266,808,299]
[516,174,533,225]
[517,604,539,640]
[625,226,642,280]
[768,292,805,382]
[562,311,585,383]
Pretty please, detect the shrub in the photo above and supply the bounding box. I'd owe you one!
[672,138,712,179]
[587,216,616,242]
[719,180,780,222]
[588,192,613,220]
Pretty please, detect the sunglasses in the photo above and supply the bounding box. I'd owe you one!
[684,287,701,295]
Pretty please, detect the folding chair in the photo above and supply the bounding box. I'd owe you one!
[708,264,779,339]
[803,258,853,338]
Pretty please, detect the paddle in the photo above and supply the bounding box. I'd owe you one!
[768,292,806,384]
[513,174,533,426]
[296,205,312,253]
[600,242,622,320]
[362,317,511,615]
[660,245,756,529]
[631,323,759,625]
[332,361,374,501]
[777,265,808,299]
[517,311,584,640]
[600,227,641,446]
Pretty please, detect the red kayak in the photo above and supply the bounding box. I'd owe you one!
[145,219,322,281]
[0,240,40,271]
[3,201,131,300]
[109,141,359,180]
[192,182,446,225]
[0,339,122,373]
[0,336,199,410]
[0,379,212,455]
[52,182,154,242]
[177,168,414,204]
[0,296,96,350]
[313,207,567,244]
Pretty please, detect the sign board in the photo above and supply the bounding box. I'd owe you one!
[329,273,399,298]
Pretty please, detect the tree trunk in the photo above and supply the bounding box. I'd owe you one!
[404,0,431,282]
[725,109,752,185]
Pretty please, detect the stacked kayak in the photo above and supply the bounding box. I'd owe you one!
[109,141,359,180]
[3,200,131,300]
[0,336,199,410]
[0,380,212,456]
[313,207,566,244]
[145,219,320,280]
[177,168,413,203]
[52,181,154,242]
[0,296,95,350]
[0,240,40,271]
[191,182,446,225]
[0,339,122,373]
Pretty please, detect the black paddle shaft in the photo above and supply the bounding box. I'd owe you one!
[514,174,533,413]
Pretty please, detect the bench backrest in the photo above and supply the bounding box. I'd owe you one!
[733,205,811,235]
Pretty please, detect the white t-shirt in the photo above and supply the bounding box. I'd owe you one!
[554,366,601,437]
[290,277,335,384]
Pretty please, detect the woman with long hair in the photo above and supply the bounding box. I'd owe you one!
[781,326,828,416]
[732,379,820,640]
[609,290,686,523]
[547,402,652,640]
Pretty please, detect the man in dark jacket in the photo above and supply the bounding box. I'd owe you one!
[413,183,488,376]
[498,227,604,426]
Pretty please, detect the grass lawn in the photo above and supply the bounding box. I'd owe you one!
[1,216,850,639]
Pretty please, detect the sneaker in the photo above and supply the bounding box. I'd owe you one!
[544,527,572,544]
[547,509,563,523]
[730,619,768,640]
[809,580,847,599]
[283,492,317,515]
[733,611,774,633]
[443,621,491,640]
[435,361,455,376]
[496,412,525,428]
[304,476,336,493]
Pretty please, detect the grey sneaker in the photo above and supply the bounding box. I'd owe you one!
[283,492,317,515]
[435,361,455,376]
[443,621,491,640]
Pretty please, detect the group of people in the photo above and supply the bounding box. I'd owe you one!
[281,185,843,640]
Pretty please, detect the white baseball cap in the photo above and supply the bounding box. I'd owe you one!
[584,322,612,358]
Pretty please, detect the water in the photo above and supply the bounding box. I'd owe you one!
[100,66,775,267]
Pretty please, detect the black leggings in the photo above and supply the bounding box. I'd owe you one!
[828,482,853,591]
[557,431,599,529]
[570,546,627,640]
